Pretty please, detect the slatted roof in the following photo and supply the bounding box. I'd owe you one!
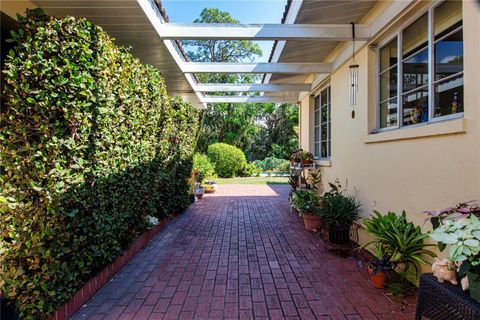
[9,0,405,106]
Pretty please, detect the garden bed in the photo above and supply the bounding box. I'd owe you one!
[47,218,172,320]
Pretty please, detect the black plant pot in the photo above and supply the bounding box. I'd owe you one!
[328,225,350,245]
[1,296,18,320]
[189,194,195,204]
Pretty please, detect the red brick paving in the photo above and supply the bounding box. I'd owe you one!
[72,184,416,320]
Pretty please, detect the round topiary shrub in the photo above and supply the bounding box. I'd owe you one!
[207,143,246,178]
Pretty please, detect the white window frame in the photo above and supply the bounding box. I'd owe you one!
[375,0,464,132]
[313,86,331,160]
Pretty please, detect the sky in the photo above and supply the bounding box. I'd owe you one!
[162,0,288,62]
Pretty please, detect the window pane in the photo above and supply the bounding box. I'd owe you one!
[314,142,319,157]
[321,123,327,143]
[380,68,398,101]
[327,139,331,158]
[402,88,428,126]
[403,13,428,58]
[434,74,463,118]
[403,48,428,92]
[321,106,327,122]
[380,38,398,71]
[434,0,462,40]
[435,30,463,81]
[321,89,328,107]
[379,98,398,128]
[321,141,328,158]
[314,108,319,126]
[314,125,319,142]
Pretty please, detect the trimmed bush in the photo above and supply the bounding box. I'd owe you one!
[207,143,246,178]
[0,9,199,318]
[193,153,216,182]
[238,162,258,177]
[254,156,290,171]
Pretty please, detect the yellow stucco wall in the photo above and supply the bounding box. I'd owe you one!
[299,0,480,256]
[1,0,37,19]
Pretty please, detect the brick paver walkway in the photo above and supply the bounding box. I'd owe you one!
[73,184,416,320]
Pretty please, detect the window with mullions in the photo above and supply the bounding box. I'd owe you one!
[377,0,463,129]
[314,87,331,159]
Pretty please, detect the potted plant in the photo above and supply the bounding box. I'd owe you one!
[361,210,436,288]
[368,256,394,289]
[290,189,322,231]
[317,182,361,244]
[195,185,205,200]
[427,201,480,302]
[290,149,314,165]
[204,181,218,193]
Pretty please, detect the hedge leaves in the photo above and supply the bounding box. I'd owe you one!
[0,9,199,319]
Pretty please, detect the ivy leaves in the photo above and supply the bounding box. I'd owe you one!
[0,9,199,319]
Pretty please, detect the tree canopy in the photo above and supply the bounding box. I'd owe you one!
[186,8,298,161]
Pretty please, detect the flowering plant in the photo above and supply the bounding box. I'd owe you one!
[424,200,480,229]
[426,201,480,275]
[290,149,314,162]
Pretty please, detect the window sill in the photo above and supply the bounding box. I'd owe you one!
[364,118,466,144]
[314,159,332,167]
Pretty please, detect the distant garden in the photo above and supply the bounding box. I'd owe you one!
[187,8,298,182]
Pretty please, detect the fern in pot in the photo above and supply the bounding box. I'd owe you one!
[317,182,361,245]
[361,210,436,289]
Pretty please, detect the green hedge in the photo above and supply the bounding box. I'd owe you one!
[193,153,216,182]
[0,9,199,319]
[207,143,247,178]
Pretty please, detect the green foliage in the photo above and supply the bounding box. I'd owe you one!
[0,9,199,318]
[290,189,320,216]
[238,162,258,177]
[361,211,436,276]
[249,103,299,160]
[254,157,290,172]
[183,8,262,64]
[317,183,362,229]
[193,153,216,182]
[207,143,246,178]
[430,214,480,274]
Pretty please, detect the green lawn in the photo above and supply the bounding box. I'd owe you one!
[215,176,289,185]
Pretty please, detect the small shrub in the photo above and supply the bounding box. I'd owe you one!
[238,162,257,177]
[255,156,289,171]
[193,153,216,182]
[207,143,246,178]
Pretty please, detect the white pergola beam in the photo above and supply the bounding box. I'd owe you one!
[159,23,371,41]
[181,62,332,74]
[201,96,297,104]
[194,83,311,92]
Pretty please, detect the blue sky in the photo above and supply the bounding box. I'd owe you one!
[162,0,287,62]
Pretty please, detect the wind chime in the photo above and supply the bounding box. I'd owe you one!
[349,22,359,118]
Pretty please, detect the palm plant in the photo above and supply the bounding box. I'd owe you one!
[361,210,436,276]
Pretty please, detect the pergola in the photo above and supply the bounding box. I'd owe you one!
[137,0,371,106]
[24,0,415,107]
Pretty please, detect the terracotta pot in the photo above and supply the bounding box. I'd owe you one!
[301,160,313,165]
[195,193,204,200]
[303,213,322,231]
[368,265,387,289]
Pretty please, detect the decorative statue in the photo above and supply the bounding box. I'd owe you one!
[461,276,469,291]
[432,258,458,285]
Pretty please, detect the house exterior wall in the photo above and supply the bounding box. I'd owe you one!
[299,0,480,250]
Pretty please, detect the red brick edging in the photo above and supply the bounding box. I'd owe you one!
[48,218,171,320]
